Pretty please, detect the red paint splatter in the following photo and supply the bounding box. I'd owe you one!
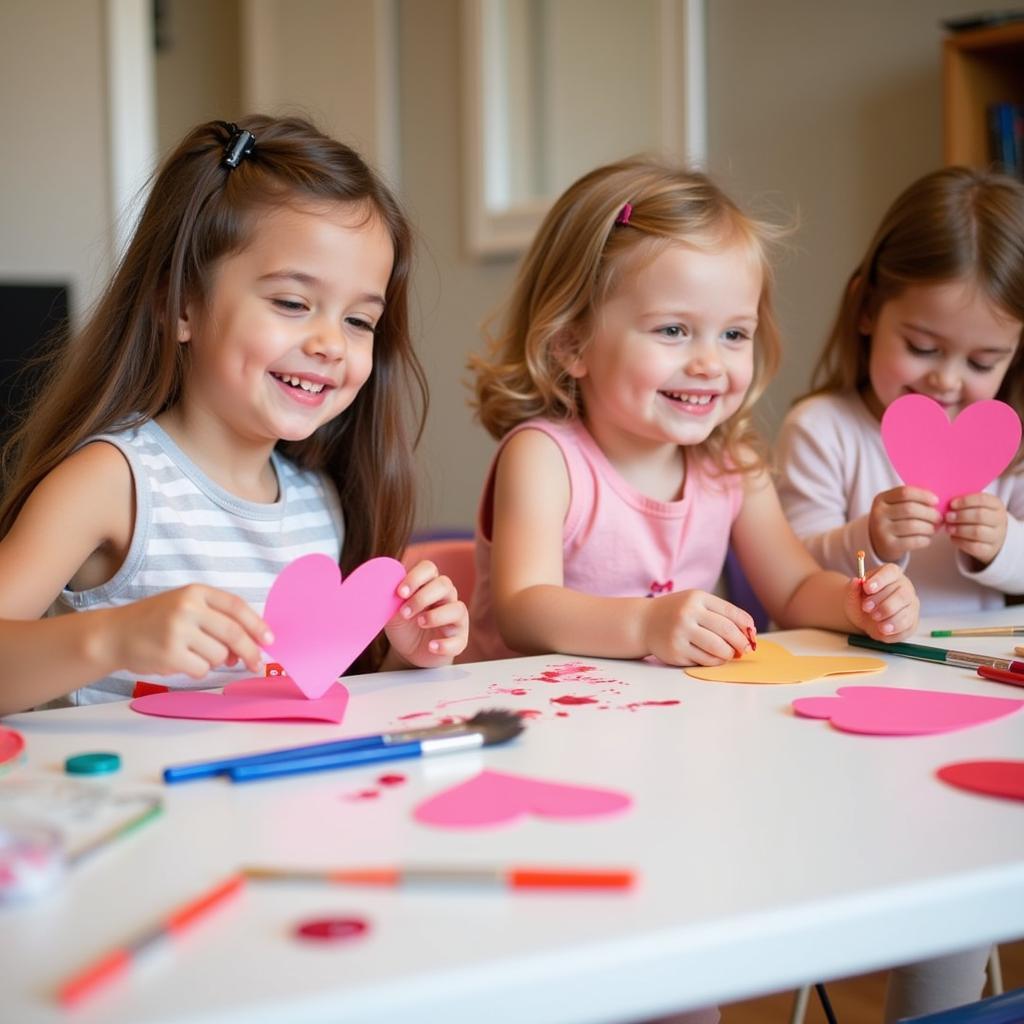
[491,686,529,695]
[377,774,406,787]
[550,694,598,705]
[295,917,369,942]
[397,711,431,721]
[623,700,681,711]
[515,709,543,719]
[345,789,380,801]
[555,711,569,717]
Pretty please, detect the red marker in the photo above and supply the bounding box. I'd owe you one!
[57,874,244,1007]
[245,865,634,891]
[977,665,1024,690]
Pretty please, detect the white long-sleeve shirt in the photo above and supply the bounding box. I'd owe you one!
[776,391,1024,616]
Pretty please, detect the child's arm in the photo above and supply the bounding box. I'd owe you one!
[732,469,919,640]
[380,560,469,670]
[488,430,754,664]
[0,444,270,715]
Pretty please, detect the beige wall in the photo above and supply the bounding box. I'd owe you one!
[4,0,1022,533]
[706,0,1023,439]
[0,0,112,319]
[155,0,242,158]
[404,0,1024,532]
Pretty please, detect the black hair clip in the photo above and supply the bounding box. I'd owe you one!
[221,122,256,169]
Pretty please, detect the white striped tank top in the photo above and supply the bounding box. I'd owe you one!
[54,419,344,705]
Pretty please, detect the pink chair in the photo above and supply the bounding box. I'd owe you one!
[402,536,476,605]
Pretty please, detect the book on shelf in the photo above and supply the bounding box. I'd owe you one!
[987,101,1024,179]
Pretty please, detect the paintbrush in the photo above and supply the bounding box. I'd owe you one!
[848,634,1024,672]
[164,709,524,785]
[931,626,1024,637]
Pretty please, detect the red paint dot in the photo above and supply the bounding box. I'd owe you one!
[344,789,379,801]
[295,917,369,942]
[555,711,569,717]
[376,773,406,787]
[551,694,598,705]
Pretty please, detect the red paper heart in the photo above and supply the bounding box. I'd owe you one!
[937,760,1024,802]
[130,676,349,723]
[413,769,632,828]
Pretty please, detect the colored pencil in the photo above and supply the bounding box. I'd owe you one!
[56,874,244,1007]
[976,665,1024,690]
[931,626,1024,637]
[244,865,635,890]
[164,709,523,785]
[847,635,1024,673]
[65,797,163,868]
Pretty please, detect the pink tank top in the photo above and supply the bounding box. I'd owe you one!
[466,418,745,661]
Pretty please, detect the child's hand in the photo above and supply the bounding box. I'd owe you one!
[869,485,941,562]
[385,560,468,668]
[642,589,756,666]
[106,586,272,678]
[845,564,918,642]
[946,492,1008,568]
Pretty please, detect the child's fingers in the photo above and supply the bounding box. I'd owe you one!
[398,576,457,620]
[411,600,466,632]
[704,594,756,634]
[950,492,1002,512]
[396,560,439,600]
[886,501,942,524]
[204,588,274,646]
[201,608,266,673]
[689,620,744,663]
[885,486,939,506]
[860,563,905,595]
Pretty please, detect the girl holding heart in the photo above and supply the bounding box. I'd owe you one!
[0,117,468,715]
[776,166,1024,1021]
[778,166,1024,620]
[466,158,919,673]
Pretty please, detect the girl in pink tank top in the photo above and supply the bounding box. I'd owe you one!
[467,158,920,666]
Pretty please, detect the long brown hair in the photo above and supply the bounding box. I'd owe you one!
[807,166,1024,447]
[0,116,427,673]
[468,157,784,475]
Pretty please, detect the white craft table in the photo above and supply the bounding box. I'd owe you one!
[1,616,1022,1024]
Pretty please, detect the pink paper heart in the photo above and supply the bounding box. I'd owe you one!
[937,760,1024,802]
[130,676,349,723]
[881,394,1021,516]
[413,769,632,828]
[793,686,1023,736]
[263,554,406,698]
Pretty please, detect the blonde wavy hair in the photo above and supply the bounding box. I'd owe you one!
[468,157,783,474]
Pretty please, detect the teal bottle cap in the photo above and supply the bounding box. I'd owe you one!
[64,752,121,775]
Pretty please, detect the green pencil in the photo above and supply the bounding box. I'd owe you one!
[930,626,1024,637]
[847,634,1024,672]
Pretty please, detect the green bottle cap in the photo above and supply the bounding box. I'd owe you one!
[64,752,121,775]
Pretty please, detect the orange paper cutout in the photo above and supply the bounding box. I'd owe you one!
[684,639,886,685]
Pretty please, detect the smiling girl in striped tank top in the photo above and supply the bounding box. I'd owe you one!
[0,116,467,713]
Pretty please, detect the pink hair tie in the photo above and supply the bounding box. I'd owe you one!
[615,202,633,226]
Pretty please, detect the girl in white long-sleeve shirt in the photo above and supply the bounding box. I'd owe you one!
[778,166,1024,619]
[777,165,1024,1022]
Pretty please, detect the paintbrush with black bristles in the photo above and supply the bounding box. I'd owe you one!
[163,708,525,785]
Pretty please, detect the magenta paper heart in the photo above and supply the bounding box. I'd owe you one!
[131,676,349,723]
[413,769,632,828]
[263,554,406,698]
[937,760,1024,802]
[793,686,1023,736]
[881,394,1021,516]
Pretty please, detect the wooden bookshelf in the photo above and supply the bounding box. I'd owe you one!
[943,20,1024,165]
